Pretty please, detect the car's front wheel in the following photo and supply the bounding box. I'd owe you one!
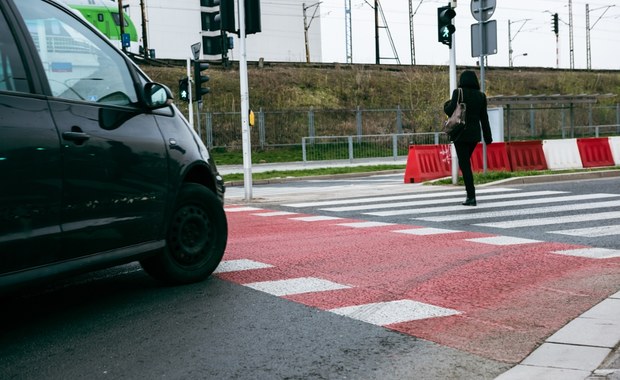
[141,183,227,284]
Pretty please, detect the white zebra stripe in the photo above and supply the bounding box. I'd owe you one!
[414,198,620,222]
[549,224,620,238]
[282,187,519,208]
[474,211,620,229]
[326,191,565,213]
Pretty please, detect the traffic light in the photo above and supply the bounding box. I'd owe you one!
[220,0,236,33]
[552,13,559,35]
[245,0,261,35]
[179,77,189,102]
[200,0,235,59]
[200,0,235,33]
[193,60,210,102]
[437,5,456,48]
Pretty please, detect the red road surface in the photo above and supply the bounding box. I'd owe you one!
[220,207,620,363]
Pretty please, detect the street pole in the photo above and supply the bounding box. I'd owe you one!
[450,4,458,185]
[187,58,193,129]
[478,1,488,174]
[239,0,253,201]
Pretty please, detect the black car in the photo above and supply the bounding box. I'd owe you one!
[0,0,227,292]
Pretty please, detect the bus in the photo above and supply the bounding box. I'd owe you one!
[63,0,138,45]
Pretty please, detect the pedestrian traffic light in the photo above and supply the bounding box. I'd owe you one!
[552,13,559,35]
[437,5,456,48]
[179,77,189,102]
[193,60,210,102]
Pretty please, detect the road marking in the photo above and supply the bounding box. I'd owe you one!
[245,277,350,296]
[253,211,299,217]
[467,236,542,245]
[549,224,620,238]
[362,191,573,216]
[337,221,396,228]
[474,211,620,229]
[415,198,620,222]
[214,259,274,273]
[551,247,620,259]
[330,300,461,325]
[225,206,263,212]
[282,187,519,208]
[289,215,343,222]
[393,227,461,235]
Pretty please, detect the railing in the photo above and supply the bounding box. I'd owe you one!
[196,104,620,150]
[301,133,451,162]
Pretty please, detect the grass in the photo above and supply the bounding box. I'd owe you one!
[221,164,406,182]
[212,146,302,165]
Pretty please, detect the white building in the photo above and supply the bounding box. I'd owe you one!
[122,0,322,63]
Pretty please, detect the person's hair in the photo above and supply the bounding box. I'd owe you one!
[459,70,480,90]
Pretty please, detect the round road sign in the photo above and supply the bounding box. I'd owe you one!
[470,0,496,22]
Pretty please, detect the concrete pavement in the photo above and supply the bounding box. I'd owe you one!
[217,159,620,380]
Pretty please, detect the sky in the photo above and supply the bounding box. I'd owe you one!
[318,0,620,70]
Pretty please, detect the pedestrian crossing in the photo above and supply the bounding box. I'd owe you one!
[280,186,620,246]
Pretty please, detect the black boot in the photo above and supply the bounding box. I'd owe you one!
[462,197,477,206]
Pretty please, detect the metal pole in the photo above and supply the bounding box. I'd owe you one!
[187,58,193,128]
[239,0,253,200]
[374,0,380,64]
[140,0,149,58]
[117,0,125,53]
[450,4,458,185]
[303,3,310,63]
[478,1,487,174]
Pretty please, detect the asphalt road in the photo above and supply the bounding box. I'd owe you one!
[1,174,618,379]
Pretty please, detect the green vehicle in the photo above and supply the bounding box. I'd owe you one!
[65,0,138,43]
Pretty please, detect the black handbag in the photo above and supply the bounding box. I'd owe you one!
[443,88,467,141]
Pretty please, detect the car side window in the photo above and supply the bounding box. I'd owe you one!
[0,10,30,93]
[14,0,137,105]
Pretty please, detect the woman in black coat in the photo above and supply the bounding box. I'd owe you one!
[444,70,493,206]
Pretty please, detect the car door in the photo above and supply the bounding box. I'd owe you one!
[0,3,63,276]
[13,0,169,258]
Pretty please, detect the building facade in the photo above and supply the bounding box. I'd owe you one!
[122,0,322,63]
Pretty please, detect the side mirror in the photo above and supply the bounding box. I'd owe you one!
[144,82,173,109]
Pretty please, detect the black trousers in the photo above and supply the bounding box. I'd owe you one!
[454,141,478,199]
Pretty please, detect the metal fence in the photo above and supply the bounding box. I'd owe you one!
[301,133,451,162]
[195,104,620,154]
[196,106,424,149]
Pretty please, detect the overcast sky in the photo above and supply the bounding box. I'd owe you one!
[318,0,619,70]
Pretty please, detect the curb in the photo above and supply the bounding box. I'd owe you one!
[224,168,620,188]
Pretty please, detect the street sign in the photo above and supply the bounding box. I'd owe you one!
[470,0,496,22]
[121,33,130,48]
[471,20,497,57]
[191,42,201,60]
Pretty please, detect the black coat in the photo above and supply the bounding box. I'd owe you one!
[444,87,493,144]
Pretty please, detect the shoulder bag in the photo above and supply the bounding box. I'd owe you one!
[443,88,467,142]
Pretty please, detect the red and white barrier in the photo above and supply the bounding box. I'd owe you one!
[404,137,619,183]
[609,136,620,166]
[542,139,583,170]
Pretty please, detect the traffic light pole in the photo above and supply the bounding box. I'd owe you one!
[449,5,458,185]
[187,58,194,129]
[477,2,488,174]
[238,0,253,201]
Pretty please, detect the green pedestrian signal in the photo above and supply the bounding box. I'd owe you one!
[437,5,456,48]
[179,77,189,102]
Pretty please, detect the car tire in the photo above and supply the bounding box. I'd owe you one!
[140,183,227,284]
